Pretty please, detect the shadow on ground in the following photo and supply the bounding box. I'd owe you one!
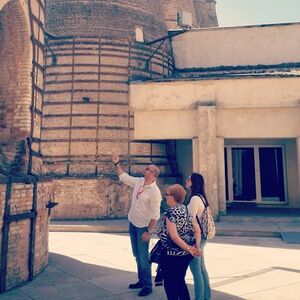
[208,235,300,249]
[1,253,245,300]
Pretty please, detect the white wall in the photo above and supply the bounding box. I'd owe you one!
[217,107,300,138]
[130,77,300,111]
[130,76,300,140]
[172,23,300,69]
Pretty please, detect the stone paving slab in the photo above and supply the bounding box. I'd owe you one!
[50,219,129,233]
[2,232,300,300]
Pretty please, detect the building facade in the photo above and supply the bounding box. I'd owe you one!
[0,0,218,291]
[130,23,300,217]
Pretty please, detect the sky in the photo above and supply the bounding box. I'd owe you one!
[216,0,300,27]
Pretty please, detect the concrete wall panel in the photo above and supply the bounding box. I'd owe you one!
[217,107,300,138]
[172,23,300,69]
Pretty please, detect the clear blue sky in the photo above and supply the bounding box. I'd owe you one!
[216,0,300,27]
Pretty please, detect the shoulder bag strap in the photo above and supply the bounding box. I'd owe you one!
[196,214,203,233]
[198,194,208,208]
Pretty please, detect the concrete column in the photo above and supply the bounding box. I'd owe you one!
[197,104,218,219]
[192,138,199,172]
[297,137,300,201]
[217,137,226,215]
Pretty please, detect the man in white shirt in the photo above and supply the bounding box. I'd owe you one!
[112,153,162,297]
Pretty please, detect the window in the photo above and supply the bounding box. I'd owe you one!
[225,145,286,204]
[135,26,144,42]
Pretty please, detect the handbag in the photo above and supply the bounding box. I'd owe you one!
[196,196,216,240]
[150,240,164,264]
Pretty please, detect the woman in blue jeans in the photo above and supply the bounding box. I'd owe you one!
[186,173,212,300]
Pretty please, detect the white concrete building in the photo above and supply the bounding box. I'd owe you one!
[130,22,300,217]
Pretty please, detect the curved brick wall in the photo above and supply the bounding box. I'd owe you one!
[46,0,168,41]
[43,1,178,219]
[0,0,32,141]
[42,36,175,219]
[42,36,173,174]
[42,0,217,220]
[0,178,52,291]
[0,0,49,293]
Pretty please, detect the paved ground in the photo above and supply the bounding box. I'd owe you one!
[2,232,300,300]
[49,216,300,238]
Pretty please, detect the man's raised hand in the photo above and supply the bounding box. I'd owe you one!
[112,153,119,165]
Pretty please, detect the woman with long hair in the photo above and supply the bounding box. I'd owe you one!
[186,173,211,300]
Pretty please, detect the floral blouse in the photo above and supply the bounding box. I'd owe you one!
[157,204,196,256]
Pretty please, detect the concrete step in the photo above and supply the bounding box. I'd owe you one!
[49,217,300,240]
[219,215,300,223]
[50,219,129,233]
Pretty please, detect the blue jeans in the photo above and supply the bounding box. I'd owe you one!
[129,222,152,288]
[189,240,211,300]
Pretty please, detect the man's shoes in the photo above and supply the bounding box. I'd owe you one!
[138,287,152,297]
[128,282,143,289]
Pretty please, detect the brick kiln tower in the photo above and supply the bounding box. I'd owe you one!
[42,0,218,219]
[0,0,53,292]
[43,0,176,219]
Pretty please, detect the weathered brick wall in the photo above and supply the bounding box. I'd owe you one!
[50,178,131,219]
[50,176,177,220]
[33,181,52,276]
[193,0,218,28]
[0,0,32,141]
[5,183,33,289]
[6,219,31,290]
[42,37,173,177]
[0,0,47,292]
[0,179,52,291]
[46,0,167,41]
[0,1,32,177]
[43,0,173,179]
[0,0,45,176]
[0,140,29,175]
[41,0,196,221]
[27,0,46,175]
[162,0,198,29]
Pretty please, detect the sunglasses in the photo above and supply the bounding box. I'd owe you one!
[146,167,154,174]
[165,193,172,197]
